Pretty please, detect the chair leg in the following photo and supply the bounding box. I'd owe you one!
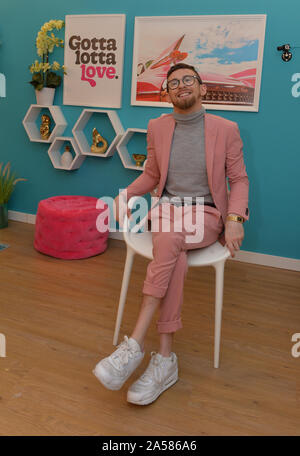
[213,260,226,368]
[113,246,135,346]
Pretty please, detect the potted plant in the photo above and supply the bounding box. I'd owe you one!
[0,162,27,228]
[29,19,66,105]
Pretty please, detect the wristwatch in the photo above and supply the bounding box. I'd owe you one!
[226,214,245,223]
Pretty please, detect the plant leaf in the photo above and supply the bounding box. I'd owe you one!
[13,178,27,185]
[46,71,61,88]
[2,162,10,177]
[0,163,26,204]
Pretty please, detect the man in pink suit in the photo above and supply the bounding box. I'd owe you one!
[94,63,249,405]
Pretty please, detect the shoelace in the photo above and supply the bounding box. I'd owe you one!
[140,351,167,384]
[110,336,136,371]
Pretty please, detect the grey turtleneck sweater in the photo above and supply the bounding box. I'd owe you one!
[159,106,214,206]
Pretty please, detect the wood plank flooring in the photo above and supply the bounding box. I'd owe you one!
[0,221,299,435]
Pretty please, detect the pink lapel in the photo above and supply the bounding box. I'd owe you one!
[159,115,176,195]
[204,114,217,194]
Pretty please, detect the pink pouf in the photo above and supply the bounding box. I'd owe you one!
[34,195,109,259]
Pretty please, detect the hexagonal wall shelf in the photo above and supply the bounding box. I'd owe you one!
[72,109,124,158]
[22,104,67,143]
[117,128,147,171]
[48,137,85,171]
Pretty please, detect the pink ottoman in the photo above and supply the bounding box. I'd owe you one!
[34,195,109,259]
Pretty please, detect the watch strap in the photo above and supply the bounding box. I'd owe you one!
[226,214,245,223]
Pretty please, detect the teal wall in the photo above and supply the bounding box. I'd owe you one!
[0,0,299,259]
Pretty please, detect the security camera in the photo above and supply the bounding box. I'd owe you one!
[277,44,290,51]
[277,44,292,62]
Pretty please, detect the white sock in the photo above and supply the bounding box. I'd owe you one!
[130,337,144,352]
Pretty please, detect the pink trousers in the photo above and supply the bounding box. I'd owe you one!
[142,203,224,334]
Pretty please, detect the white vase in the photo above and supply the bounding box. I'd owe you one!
[61,149,73,168]
[35,87,55,105]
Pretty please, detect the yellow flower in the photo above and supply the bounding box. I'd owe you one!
[42,63,51,73]
[51,61,60,71]
[29,19,65,81]
[41,23,52,32]
[29,60,44,73]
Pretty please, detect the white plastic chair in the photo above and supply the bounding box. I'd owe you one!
[113,196,231,368]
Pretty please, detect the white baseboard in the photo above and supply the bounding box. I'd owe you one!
[230,249,300,271]
[8,210,36,224]
[8,210,300,272]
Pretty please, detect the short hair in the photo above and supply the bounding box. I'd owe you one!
[166,63,203,84]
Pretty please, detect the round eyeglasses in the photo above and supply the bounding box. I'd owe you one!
[167,74,201,90]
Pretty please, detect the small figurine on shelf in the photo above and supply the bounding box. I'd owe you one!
[90,127,108,154]
[132,153,146,167]
[40,114,51,140]
[61,144,73,168]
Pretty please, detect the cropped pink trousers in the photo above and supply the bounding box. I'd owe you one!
[142,203,224,334]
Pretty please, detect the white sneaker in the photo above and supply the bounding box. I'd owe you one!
[93,336,144,391]
[127,351,178,405]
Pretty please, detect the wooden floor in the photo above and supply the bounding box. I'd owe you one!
[0,221,299,436]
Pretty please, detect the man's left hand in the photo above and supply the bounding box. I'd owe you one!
[225,219,244,257]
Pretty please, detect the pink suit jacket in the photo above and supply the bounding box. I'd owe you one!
[125,112,249,243]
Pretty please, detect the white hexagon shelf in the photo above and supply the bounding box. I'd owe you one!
[22,104,67,143]
[72,109,124,158]
[47,137,85,171]
[117,128,147,171]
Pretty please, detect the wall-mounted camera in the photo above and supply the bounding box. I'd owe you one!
[277,44,292,62]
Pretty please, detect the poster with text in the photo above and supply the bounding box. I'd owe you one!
[131,15,266,112]
[63,14,125,108]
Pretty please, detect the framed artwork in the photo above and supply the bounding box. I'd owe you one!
[131,15,267,112]
[63,14,126,108]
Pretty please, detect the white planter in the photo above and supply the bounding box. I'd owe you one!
[35,87,55,105]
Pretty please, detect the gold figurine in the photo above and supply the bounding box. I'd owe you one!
[91,128,108,154]
[132,153,146,167]
[40,114,51,140]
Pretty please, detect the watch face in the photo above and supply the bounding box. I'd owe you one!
[227,215,244,223]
